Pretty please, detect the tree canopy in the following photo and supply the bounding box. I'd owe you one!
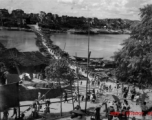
[113,4,152,86]
[45,59,75,84]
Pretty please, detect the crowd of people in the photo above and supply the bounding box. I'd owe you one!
[2,26,152,120]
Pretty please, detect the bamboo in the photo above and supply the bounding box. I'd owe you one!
[117,82,118,96]
[75,53,80,106]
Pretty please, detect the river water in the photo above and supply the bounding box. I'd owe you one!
[0,30,129,60]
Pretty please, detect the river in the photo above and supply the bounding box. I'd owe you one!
[0,30,129,60]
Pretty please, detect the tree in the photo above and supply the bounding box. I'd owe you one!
[45,58,75,83]
[45,58,75,113]
[0,10,3,26]
[113,4,152,87]
[11,9,25,27]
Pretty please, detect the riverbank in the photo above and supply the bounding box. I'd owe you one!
[0,26,131,34]
[68,28,131,35]
[0,26,33,32]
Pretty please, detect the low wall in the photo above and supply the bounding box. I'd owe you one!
[19,85,64,101]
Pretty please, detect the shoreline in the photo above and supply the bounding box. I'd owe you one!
[0,26,131,34]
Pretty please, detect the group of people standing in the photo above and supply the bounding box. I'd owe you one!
[93,99,131,120]
[27,92,51,119]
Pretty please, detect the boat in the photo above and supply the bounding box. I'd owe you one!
[73,56,103,62]
[68,29,99,35]
[98,29,110,34]
[108,29,122,34]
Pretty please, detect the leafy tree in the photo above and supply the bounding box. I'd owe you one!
[113,4,152,87]
[45,58,75,113]
[45,59,75,84]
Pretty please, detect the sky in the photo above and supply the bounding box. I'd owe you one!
[0,0,152,20]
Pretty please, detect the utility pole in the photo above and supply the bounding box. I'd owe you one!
[57,59,62,116]
[85,18,90,112]
[70,79,74,110]
[18,82,20,119]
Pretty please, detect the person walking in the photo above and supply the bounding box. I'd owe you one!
[44,104,50,114]
[124,100,130,119]
[118,107,127,120]
[38,92,41,100]
[73,92,77,103]
[95,107,100,120]
[45,99,51,107]
[97,81,100,87]
[131,87,136,101]
[64,91,68,103]
[42,94,46,102]
[36,101,41,112]
[11,108,17,118]
[90,93,93,103]
[107,106,115,120]
[74,105,81,110]
[3,110,9,120]
[20,113,25,120]
[81,95,84,101]
[80,81,82,85]
[93,89,95,94]
[141,102,148,120]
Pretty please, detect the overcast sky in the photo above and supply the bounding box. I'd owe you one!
[0,0,152,20]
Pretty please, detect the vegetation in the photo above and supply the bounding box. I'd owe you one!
[45,59,75,84]
[0,8,138,30]
[113,4,152,87]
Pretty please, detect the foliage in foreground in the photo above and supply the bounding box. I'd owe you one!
[113,4,152,86]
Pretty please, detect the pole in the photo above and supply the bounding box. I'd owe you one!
[116,81,118,96]
[85,18,90,112]
[122,83,123,98]
[58,59,62,117]
[70,80,74,110]
[56,60,62,116]
[60,85,62,116]
[75,53,80,106]
[59,77,62,116]
[18,82,20,118]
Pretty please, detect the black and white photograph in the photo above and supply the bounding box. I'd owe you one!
[0,0,152,120]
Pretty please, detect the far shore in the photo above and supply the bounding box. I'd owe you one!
[0,26,131,34]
